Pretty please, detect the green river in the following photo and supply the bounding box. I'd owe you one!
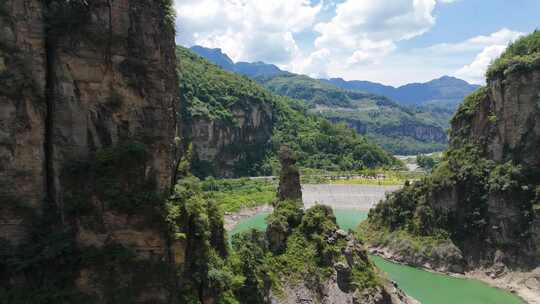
[230,209,524,304]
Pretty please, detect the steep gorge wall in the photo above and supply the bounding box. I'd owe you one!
[0,0,48,243]
[367,62,540,272]
[0,0,181,302]
[451,70,540,264]
[336,118,447,143]
[191,103,273,178]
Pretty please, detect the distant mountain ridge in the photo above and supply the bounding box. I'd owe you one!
[190,45,450,154]
[323,76,480,107]
[190,45,478,108]
[190,45,289,78]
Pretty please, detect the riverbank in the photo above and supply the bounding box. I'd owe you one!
[223,184,399,230]
[368,246,539,304]
[224,204,273,231]
[226,205,527,304]
[224,183,533,304]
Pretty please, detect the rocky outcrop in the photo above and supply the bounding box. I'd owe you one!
[269,231,418,304]
[0,0,48,245]
[0,0,180,302]
[368,235,466,274]
[365,32,540,303]
[448,70,540,266]
[270,278,416,304]
[336,117,448,144]
[277,145,302,202]
[191,102,273,177]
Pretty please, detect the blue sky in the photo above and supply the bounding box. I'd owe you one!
[174,0,538,86]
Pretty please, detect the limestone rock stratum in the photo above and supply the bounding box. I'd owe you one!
[277,145,302,202]
[0,0,180,302]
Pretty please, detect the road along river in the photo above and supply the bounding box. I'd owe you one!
[227,184,525,304]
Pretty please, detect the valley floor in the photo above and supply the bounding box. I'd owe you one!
[225,183,535,304]
[224,184,400,230]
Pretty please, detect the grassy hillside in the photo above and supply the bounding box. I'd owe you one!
[256,74,448,155]
[177,46,401,176]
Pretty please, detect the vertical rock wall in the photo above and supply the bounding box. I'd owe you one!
[191,103,273,177]
[0,0,47,244]
[0,0,181,302]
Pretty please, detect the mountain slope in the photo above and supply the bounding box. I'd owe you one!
[1,1,181,302]
[191,45,449,154]
[255,74,448,155]
[362,30,540,303]
[325,76,480,107]
[190,45,289,78]
[177,46,400,177]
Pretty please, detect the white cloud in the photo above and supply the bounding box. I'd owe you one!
[444,29,524,84]
[455,45,507,83]
[174,0,321,64]
[292,0,440,80]
[427,28,523,54]
[174,0,526,86]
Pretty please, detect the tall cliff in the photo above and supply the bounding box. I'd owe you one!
[363,31,540,301]
[0,1,181,302]
[177,46,274,178]
[178,46,400,178]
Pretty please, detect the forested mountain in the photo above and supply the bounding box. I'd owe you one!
[191,46,448,155]
[324,76,480,107]
[178,46,400,177]
[255,74,448,155]
[190,45,289,77]
[0,3,406,303]
[362,30,540,302]
[323,76,479,135]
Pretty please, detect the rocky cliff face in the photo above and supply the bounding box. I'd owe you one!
[0,1,180,302]
[446,70,540,265]
[0,0,48,244]
[339,118,447,143]
[191,103,273,177]
[365,32,540,302]
[458,71,540,167]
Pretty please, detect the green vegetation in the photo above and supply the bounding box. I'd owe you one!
[487,29,540,79]
[231,202,380,300]
[449,87,489,141]
[255,74,387,108]
[301,170,424,185]
[367,132,539,248]
[368,134,447,156]
[1,142,176,303]
[178,46,274,123]
[0,227,88,304]
[200,171,424,213]
[161,0,176,32]
[417,154,441,171]
[168,177,380,302]
[364,31,540,251]
[256,74,449,155]
[272,100,402,172]
[167,176,241,303]
[62,142,163,224]
[359,222,452,256]
[202,178,277,212]
[177,46,400,177]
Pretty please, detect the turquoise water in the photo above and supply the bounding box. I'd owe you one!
[230,209,524,304]
[371,256,523,304]
[230,212,270,236]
